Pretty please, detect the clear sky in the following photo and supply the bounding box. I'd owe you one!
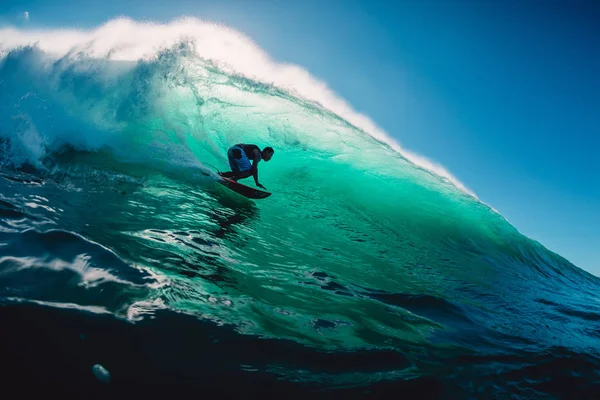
[1,0,599,274]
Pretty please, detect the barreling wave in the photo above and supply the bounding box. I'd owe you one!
[0,16,473,194]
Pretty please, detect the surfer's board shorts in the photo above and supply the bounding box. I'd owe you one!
[227,145,252,172]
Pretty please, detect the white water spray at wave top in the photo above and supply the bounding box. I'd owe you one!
[0,16,473,195]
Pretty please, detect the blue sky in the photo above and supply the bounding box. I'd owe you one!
[1,0,599,274]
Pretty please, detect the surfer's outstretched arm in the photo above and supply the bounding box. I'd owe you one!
[251,150,265,189]
[252,164,263,188]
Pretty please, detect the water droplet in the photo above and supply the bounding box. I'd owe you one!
[92,364,110,383]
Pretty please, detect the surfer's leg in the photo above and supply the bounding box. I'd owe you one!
[223,146,252,180]
[228,147,252,180]
[220,171,236,179]
[233,170,252,181]
[237,152,251,172]
[229,146,251,171]
[227,146,240,173]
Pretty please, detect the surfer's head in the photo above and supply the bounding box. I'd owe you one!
[262,147,274,162]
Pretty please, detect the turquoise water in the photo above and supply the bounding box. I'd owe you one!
[1,18,599,398]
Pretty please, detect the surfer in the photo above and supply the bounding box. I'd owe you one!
[219,144,274,190]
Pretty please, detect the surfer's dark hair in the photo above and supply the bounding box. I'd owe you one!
[263,147,274,154]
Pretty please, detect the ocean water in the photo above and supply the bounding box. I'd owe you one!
[1,18,599,399]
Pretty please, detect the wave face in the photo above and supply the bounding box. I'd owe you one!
[1,18,599,399]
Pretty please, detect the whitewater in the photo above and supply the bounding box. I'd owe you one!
[1,17,599,399]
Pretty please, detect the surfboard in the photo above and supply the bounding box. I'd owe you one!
[217,176,272,199]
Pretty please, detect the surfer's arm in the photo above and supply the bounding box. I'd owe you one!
[251,150,264,188]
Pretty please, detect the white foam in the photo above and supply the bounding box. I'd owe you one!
[1,115,46,168]
[0,17,473,195]
[5,296,111,315]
